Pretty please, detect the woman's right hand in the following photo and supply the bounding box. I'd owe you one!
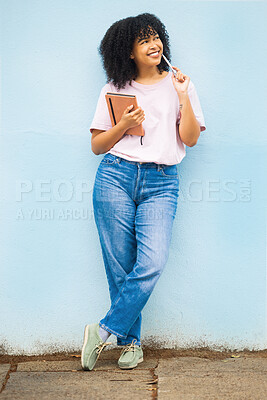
[119,105,145,130]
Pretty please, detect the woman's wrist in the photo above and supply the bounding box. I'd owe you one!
[177,91,188,101]
[177,91,189,113]
[117,120,129,133]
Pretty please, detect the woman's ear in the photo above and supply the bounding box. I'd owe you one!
[130,53,134,59]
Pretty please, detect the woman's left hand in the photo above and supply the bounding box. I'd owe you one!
[171,66,190,95]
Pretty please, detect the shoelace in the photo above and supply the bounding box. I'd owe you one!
[95,341,111,357]
[120,339,138,355]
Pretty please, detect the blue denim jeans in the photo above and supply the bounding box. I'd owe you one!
[92,153,179,346]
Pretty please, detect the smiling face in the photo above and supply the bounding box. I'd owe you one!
[130,28,163,70]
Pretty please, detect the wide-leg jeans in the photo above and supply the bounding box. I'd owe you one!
[92,153,179,346]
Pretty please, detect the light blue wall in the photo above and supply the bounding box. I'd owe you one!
[1,0,266,354]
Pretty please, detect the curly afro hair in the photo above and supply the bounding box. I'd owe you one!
[98,13,171,89]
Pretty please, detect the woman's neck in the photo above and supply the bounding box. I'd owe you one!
[134,67,168,84]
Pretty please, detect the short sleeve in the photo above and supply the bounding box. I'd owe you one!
[178,80,206,132]
[89,84,113,133]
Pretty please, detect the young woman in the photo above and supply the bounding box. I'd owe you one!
[81,13,206,371]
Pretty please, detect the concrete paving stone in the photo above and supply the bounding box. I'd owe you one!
[157,356,267,376]
[157,357,267,400]
[0,364,10,388]
[1,370,152,400]
[94,358,158,371]
[17,358,157,372]
[17,360,91,372]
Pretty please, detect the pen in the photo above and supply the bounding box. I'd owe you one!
[162,54,177,77]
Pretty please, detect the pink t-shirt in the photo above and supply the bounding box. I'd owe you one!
[90,71,206,165]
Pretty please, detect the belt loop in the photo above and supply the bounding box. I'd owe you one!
[116,157,121,164]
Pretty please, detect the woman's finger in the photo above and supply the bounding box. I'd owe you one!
[131,107,143,116]
[125,105,134,113]
[176,71,185,81]
[171,66,187,81]
[137,116,145,124]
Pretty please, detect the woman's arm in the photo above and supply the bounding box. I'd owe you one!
[91,122,127,155]
[177,93,201,147]
[91,105,145,155]
[171,66,201,147]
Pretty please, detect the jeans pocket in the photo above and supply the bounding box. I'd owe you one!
[159,164,179,178]
[101,154,118,165]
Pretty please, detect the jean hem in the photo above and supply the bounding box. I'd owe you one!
[99,322,127,339]
[117,340,141,346]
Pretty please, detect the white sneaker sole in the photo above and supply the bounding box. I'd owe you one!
[118,356,144,370]
[81,324,90,369]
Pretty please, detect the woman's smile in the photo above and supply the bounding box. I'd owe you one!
[147,51,160,58]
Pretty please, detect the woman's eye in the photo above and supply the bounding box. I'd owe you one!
[140,36,159,45]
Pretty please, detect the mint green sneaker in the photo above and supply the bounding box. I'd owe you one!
[118,340,144,369]
[81,323,110,371]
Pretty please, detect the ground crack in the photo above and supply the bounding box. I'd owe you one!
[148,359,159,399]
[0,363,17,393]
